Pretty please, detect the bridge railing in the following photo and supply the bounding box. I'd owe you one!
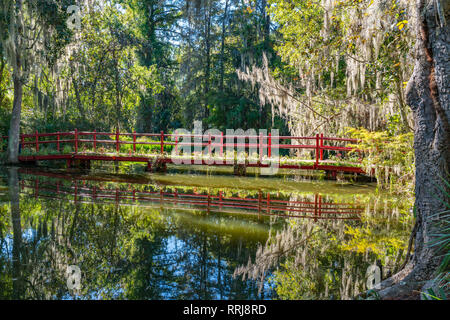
[19,176,363,220]
[1,129,361,166]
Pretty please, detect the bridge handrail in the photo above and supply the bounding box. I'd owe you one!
[1,129,362,166]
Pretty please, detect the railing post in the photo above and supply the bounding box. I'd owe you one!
[318,194,322,219]
[133,131,136,153]
[207,191,211,213]
[267,193,271,214]
[35,130,39,153]
[116,128,120,153]
[268,132,272,158]
[57,132,60,152]
[315,134,319,167]
[160,130,164,154]
[258,190,262,214]
[74,128,78,154]
[320,133,324,160]
[93,130,97,151]
[314,193,318,222]
[175,133,178,155]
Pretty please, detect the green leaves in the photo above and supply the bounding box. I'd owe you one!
[346,127,414,192]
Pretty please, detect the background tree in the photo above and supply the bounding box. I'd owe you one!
[0,0,72,163]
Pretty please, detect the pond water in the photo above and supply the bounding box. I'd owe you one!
[0,165,413,300]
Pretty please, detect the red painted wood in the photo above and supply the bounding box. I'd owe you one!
[318,194,322,219]
[35,130,39,152]
[320,133,324,160]
[116,128,120,152]
[314,193,318,222]
[173,133,177,154]
[75,129,78,153]
[315,134,319,167]
[21,177,362,220]
[12,130,368,174]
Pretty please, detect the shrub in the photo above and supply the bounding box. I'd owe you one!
[346,127,414,192]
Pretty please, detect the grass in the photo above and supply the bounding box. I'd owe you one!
[422,176,450,300]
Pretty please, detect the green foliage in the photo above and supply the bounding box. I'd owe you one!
[424,177,450,300]
[271,260,317,299]
[118,136,174,155]
[346,127,414,192]
[61,144,72,154]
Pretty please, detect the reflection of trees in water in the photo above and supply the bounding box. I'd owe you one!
[169,214,267,299]
[9,167,24,298]
[0,172,412,300]
[233,193,413,299]
[0,175,270,299]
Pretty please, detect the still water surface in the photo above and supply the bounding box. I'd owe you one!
[0,165,413,299]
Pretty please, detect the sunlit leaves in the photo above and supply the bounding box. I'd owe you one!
[396,20,408,31]
[346,127,414,192]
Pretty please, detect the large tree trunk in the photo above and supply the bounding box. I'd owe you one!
[7,76,23,164]
[375,0,449,299]
[6,0,24,164]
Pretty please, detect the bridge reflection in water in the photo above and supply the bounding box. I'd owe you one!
[18,169,363,221]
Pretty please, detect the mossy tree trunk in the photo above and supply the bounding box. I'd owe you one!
[375,0,449,299]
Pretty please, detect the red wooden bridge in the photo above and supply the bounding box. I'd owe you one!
[1,129,365,175]
[18,169,364,221]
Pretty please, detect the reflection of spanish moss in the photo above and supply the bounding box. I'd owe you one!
[234,217,332,294]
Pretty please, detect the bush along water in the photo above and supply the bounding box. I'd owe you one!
[346,127,414,194]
